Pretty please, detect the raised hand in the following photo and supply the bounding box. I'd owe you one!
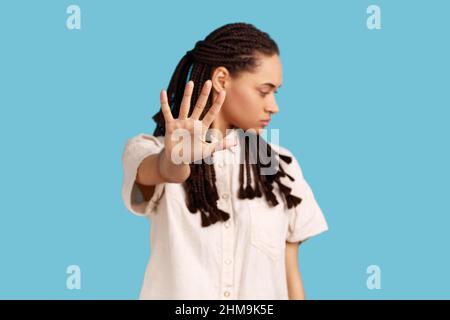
[160,80,237,164]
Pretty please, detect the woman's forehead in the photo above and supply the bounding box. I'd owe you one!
[237,54,282,86]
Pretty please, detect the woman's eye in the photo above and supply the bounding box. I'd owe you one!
[259,90,278,97]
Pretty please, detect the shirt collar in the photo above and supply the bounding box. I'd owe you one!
[210,128,239,155]
[226,128,239,154]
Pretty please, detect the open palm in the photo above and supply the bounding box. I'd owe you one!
[160,80,236,164]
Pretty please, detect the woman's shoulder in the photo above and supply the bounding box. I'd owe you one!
[122,133,165,159]
[126,132,165,146]
[268,141,293,157]
[268,141,304,179]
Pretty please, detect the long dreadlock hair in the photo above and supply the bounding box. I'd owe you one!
[152,22,302,227]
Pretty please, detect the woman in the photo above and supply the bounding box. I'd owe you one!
[121,22,328,300]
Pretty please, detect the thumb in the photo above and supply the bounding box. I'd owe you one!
[211,134,238,153]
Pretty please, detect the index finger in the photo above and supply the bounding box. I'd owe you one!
[160,89,174,123]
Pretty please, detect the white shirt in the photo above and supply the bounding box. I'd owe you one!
[121,128,328,300]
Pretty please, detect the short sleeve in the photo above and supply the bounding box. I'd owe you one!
[281,150,329,244]
[121,133,165,217]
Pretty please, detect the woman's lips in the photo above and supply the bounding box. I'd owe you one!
[260,120,270,126]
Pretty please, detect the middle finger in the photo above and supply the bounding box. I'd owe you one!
[202,89,226,129]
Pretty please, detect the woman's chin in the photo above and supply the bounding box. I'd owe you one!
[256,125,269,135]
[234,125,267,135]
[244,126,263,135]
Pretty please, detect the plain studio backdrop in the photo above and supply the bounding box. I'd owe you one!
[0,0,449,299]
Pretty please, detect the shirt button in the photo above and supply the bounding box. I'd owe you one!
[224,221,231,228]
[217,163,224,169]
[224,291,231,297]
[221,193,229,200]
[225,259,232,265]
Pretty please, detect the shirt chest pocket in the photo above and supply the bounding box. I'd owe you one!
[248,200,287,261]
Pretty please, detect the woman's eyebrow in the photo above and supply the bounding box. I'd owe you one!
[261,82,282,89]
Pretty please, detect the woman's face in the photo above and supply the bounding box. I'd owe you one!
[211,53,282,135]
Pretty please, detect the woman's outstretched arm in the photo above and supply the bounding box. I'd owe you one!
[135,148,191,201]
[137,148,191,185]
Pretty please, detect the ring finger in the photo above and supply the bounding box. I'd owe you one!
[190,80,212,120]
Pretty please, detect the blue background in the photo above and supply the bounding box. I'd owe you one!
[0,0,449,299]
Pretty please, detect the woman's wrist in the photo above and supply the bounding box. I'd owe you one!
[158,148,191,183]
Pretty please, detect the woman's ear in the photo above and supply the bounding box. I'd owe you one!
[210,66,229,96]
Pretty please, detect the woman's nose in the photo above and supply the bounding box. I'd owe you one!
[265,99,279,114]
